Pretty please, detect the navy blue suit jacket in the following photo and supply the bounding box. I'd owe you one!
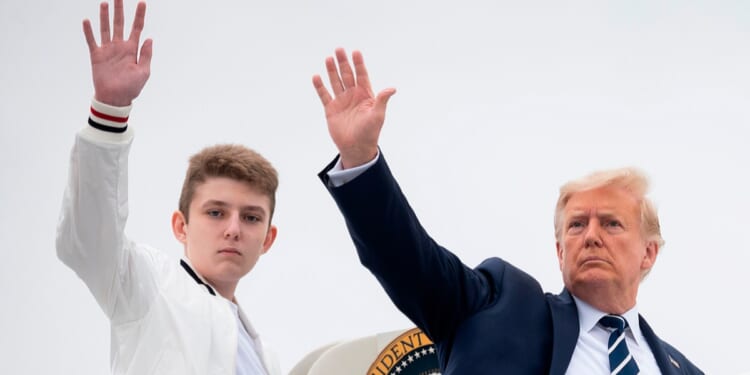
[320,153,703,374]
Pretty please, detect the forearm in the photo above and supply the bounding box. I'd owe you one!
[56,100,134,316]
[320,153,492,342]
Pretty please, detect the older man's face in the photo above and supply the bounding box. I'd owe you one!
[556,186,658,311]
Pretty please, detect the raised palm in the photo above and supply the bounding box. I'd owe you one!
[313,49,396,168]
[84,0,152,107]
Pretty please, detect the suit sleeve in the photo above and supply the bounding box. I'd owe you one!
[319,153,502,343]
[56,125,160,324]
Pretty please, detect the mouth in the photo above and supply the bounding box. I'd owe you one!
[580,256,608,266]
[218,248,242,256]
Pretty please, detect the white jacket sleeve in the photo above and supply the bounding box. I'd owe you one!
[56,107,160,324]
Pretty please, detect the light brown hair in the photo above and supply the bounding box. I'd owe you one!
[178,144,278,223]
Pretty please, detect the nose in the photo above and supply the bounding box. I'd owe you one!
[223,214,241,241]
[584,221,602,248]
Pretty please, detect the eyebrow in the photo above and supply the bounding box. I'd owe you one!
[563,210,629,225]
[565,210,625,220]
[201,200,268,216]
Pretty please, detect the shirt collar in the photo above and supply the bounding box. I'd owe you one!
[572,295,644,346]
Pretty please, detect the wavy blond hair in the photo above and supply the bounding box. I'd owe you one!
[554,167,664,250]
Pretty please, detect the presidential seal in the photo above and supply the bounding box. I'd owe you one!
[367,328,440,375]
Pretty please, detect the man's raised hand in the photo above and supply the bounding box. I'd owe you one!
[313,48,396,169]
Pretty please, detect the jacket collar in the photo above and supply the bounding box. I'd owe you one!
[180,258,216,296]
[639,316,684,375]
[547,289,579,375]
[180,260,276,374]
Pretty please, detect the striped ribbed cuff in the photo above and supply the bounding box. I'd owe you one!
[88,98,132,133]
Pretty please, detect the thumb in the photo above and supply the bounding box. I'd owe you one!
[139,38,154,69]
[374,88,396,114]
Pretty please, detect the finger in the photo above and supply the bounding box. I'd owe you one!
[128,2,146,43]
[99,2,111,44]
[138,38,153,70]
[374,88,397,115]
[335,48,356,89]
[325,56,344,96]
[82,19,98,53]
[352,50,373,95]
[113,0,124,41]
[312,75,333,106]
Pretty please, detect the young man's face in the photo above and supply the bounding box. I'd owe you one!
[172,177,277,293]
[556,186,658,310]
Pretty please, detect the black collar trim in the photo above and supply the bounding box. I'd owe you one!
[180,259,216,296]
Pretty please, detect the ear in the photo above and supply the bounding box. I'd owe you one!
[260,225,278,255]
[171,210,188,245]
[640,240,659,271]
[556,241,564,271]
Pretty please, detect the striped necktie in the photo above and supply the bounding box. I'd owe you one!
[599,314,640,375]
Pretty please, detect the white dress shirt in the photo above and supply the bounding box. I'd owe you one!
[566,296,660,374]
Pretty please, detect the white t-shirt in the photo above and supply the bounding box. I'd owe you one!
[231,303,268,375]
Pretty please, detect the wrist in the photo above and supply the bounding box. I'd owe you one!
[339,146,378,169]
[88,98,132,133]
[94,92,133,107]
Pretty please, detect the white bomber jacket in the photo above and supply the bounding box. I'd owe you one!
[56,102,281,375]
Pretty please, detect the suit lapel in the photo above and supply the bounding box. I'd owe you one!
[547,290,580,375]
[546,293,686,375]
[640,316,682,375]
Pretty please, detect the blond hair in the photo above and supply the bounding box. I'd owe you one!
[554,167,664,248]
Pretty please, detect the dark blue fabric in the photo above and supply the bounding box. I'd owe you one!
[319,152,704,375]
[599,315,640,374]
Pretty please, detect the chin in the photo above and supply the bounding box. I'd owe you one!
[574,274,616,291]
[212,263,250,280]
[570,267,608,281]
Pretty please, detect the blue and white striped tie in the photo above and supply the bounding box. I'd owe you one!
[599,314,640,375]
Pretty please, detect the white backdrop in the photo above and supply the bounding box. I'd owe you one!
[1,0,748,374]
